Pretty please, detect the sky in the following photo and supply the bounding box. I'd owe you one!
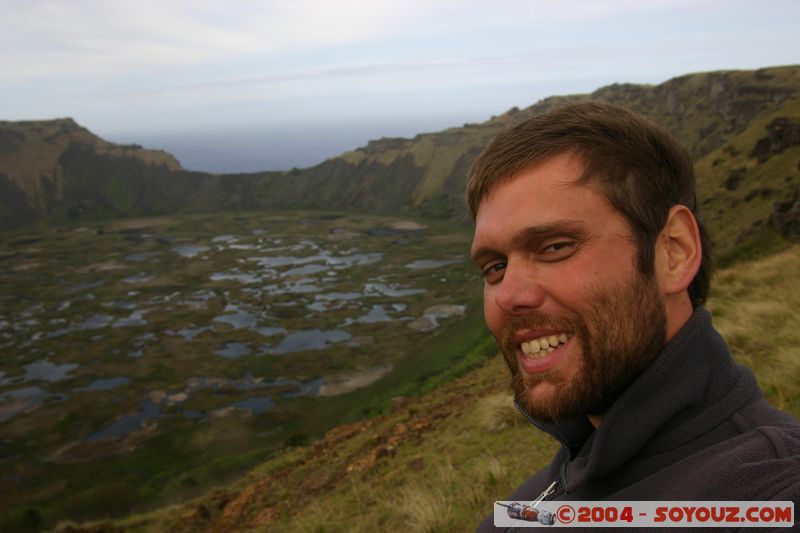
[2,0,798,171]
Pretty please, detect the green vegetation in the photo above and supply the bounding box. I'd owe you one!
[92,246,798,532]
[0,210,492,530]
[694,96,800,267]
[705,246,800,414]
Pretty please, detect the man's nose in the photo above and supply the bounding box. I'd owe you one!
[494,261,546,316]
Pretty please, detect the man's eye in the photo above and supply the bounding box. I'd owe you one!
[541,241,575,259]
[482,262,506,282]
[543,242,569,252]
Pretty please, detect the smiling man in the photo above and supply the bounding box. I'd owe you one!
[469,102,800,531]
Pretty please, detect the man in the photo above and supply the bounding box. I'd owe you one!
[469,102,800,531]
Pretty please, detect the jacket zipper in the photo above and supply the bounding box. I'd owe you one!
[514,400,572,498]
[514,401,573,462]
[502,402,576,532]
[532,479,559,507]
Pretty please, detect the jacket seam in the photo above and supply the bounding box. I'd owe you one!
[731,407,755,434]
[756,425,792,460]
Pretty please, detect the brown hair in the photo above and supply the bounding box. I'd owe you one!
[467,101,713,306]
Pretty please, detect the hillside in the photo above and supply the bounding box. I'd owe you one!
[62,245,799,532]
[1,66,799,263]
[0,119,181,226]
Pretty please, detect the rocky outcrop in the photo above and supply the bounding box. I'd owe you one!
[750,117,800,162]
[771,189,800,239]
[724,167,747,190]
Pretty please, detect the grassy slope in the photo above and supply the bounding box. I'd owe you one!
[694,96,800,266]
[87,245,799,533]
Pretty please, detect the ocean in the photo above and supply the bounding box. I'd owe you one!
[103,116,475,174]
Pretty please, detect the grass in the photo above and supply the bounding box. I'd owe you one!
[705,245,800,413]
[89,245,800,533]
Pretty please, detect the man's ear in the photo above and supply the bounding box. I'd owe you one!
[654,205,702,296]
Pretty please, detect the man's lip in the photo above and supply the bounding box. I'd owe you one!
[512,329,567,343]
[516,336,571,374]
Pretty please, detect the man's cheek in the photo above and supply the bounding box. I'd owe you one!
[483,297,503,337]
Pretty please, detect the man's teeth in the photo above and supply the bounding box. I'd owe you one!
[521,333,571,358]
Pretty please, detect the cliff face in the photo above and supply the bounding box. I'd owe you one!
[0,118,287,227]
[1,66,798,261]
[0,118,182,227]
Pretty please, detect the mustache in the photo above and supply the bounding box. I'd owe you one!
[499,311,579,351]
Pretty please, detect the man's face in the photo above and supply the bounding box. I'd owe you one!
[470,152,667,422]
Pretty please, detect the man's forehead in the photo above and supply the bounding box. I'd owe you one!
[474,158,601,220]
[470,156,621,253]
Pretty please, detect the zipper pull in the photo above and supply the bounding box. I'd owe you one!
[531,480,558,508]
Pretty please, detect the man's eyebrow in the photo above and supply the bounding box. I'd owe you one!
[471,220,587,263]
[470,246,499,264]
[511,221,587,246]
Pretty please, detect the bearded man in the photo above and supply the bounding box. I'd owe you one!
[468,102,800,531]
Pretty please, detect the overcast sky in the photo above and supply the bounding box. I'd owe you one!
[2,0,798,144]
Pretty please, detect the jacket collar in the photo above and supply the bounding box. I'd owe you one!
[517,307,762,492]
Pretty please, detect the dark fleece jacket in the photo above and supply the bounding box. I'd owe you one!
[477,308,800,531]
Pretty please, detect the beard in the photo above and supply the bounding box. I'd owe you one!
[499,271,667,423]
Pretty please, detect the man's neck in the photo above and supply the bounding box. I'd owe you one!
[586,302,697,431]
[664,293,694,341]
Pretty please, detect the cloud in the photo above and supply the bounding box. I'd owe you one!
[2,0,797,130]
[2,0,732,81]
[0,0,408,79]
